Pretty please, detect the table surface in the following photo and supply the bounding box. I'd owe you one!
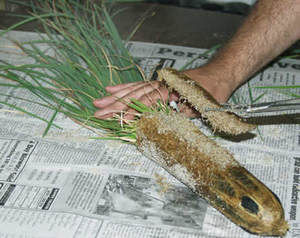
[0,3,298,51]
[0,2,243,48]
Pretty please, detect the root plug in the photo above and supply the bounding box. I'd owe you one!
[136,111,288,236]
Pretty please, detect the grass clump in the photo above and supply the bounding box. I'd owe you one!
[0,0,149,140]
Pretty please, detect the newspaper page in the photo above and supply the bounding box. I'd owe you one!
[0,30,299,238]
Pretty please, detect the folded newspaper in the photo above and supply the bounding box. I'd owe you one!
[0,30,299,238]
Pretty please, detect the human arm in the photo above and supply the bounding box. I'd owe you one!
[185,0,300,103]
[93,0,300,119]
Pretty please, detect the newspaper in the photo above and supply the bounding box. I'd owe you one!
[0,30,299,238]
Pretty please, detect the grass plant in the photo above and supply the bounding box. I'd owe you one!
[0,0,225,141]
[0,0,150,141]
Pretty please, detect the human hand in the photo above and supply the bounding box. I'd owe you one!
[93,67,235,120]
[93,80,178,120]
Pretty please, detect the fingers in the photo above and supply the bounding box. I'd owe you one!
[105,81,143,94]
[93,80,198,121]
[123,86,172,120]
[94,81,173,119]
[94,81,157,108]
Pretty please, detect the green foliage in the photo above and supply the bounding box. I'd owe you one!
[0,0,146,141]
